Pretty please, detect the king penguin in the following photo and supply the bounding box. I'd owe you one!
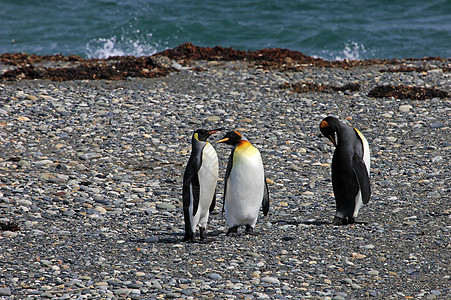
[320,116,371,225]
[217,131,269,234]
[182,129,220,241]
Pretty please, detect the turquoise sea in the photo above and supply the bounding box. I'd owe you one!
[1,0,450,60]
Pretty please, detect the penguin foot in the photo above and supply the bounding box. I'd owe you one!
[332,216,346,225]
[183,232,195,242]
[227,226,239,236]
[199,228,207,240]
[347,217,356,224]
[245,225,256,235]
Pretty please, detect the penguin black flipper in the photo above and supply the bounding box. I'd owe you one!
[182,155,201,241]
[222,149,235,213]
[353,156,371,204]
[191,172,201,216]
[209,188,216,213]
[182,170,193,240]
[262,177,269,216]
[183,145,204,217]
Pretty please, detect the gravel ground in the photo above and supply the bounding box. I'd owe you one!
[0,59,450,299]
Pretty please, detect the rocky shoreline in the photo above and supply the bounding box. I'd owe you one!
[0,46,450,299]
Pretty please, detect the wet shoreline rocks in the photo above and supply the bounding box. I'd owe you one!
[0,51,450,299]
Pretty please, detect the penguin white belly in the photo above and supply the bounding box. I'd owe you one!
[353,130,371,218]
[225,152,264,227]
[192,143,218,230]
[353,190,363,218]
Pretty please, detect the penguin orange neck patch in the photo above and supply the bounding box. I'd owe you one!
[238,140,251,147]
[320,120,329,128]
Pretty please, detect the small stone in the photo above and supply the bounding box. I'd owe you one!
[399,105,413,112]
[143,236,159,243]
[131,187,146,194]
[156,203,176,210]
[247,251,260,258]
[17,160,31,168]
[17,116,31,121]
[369,290,378,297]
[361,244,375,249]
[25,94,38,100]
[40,292,53,298]
[31,229,45,236]
[427,69,443,74]
[430,121,444,129]
[206,116,221,122]
[2,231,18,238]
[302,191,314,198]
[16,199,32,206]
[51,265,60,271]
[430,290,441,295]
[341,278,353,284]
[208,273,222,281]
[432,156,443,163]
[35,160,54,165]
[256,261,265,268]
[80,276,91,280]
[352,252,366,259]
[261,276,280,284]
[114,288,131,295]
[367,270,380,276]
[386,136,397,142]
[95,207,107,214]
[0,288,11,296]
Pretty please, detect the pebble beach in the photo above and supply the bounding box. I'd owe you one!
[0,51,450,299]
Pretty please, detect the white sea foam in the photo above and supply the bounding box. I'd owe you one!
[314,41,373,61]
[85,35,161,59]
[334,41,369,61]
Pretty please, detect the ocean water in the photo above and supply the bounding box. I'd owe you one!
[1,0,450,60]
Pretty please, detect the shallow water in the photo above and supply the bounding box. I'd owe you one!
[1,0,450,59]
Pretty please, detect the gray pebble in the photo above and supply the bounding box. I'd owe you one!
[0,287,11,296]
[430,121,445,128]
[208,273,223,280]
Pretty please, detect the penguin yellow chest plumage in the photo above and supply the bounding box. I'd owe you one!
[225,141,265,228]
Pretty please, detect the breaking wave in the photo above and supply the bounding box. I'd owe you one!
[85,35,162,59]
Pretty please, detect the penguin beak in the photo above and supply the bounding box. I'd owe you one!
[209,128,223,135]
[328,134,336,146]
[217,137,229,143]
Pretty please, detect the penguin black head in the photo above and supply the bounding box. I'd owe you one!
[193,128,222,142]
[216,131,243,146]
[320,116,342,146]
